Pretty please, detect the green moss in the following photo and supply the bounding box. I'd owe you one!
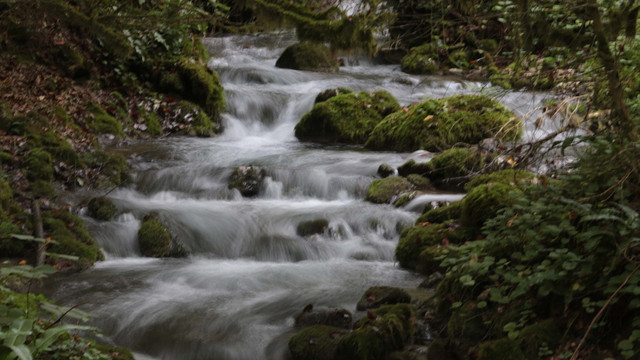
[406,174,431,190]
[478,338,525,360]
[143,109,163,136]
[29,131,82,166]
[0,100,12,130]
[393,192,416,208]
[30,180,56,199]
[428,147,485,188]
[461,182,519,236]
[288,325,347,360]
[297,219,329,237]
[177,100,217,137]
[0,178,12,211]
[396,224,462,271]
[46,211,103,269]
[417,244,456,275]
[83,151,129,187]
[365,176,413,204]
[449,50,469,69]
[416,201,462,224]
[51,43,88,78]
[176,60,225,120]
[397,159,432,177]
[447,302,487,351]
[377,163,395,178]
[401,43,439,74]
[0,152,12,164]
[356,286,411,311]
[87,196,117,221]
[24,148,54,182]
[315,88,353,104]
[276,42,338,72]
[87,103,124,136]
[464,169,537,191]
[0,220,28,258]
[515,319,562,359]
[335,304,416,360]
[295,90,400,144]
[366,95,522,152]
[137,214,172,257]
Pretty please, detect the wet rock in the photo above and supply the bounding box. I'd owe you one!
[137,214,185,258]
[87,196,117,221]
[294,304,353,329]
[297,219,329,237]
[377,163,395,178]
[276,42,338,72]
[427,147,486,190]
[356,286,411,311]
[315,88,353,104]
[397,159,431,178]
[288,325,347,360]
[406,174,432,190]
[365,176,413,204]
[228,166,265,197]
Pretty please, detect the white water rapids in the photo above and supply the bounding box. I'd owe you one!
[46,32,556,360]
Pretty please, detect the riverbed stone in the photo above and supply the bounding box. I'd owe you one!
[365,94,522,152]
[356,286,411,311]
[377,163,395,178]
[87,196,117,221]
[296,219,329,237]
[276,42,338,72]
[365,176,413,204]
[294,305,353,329]
[228,166,265,197]
[295,90,400,144]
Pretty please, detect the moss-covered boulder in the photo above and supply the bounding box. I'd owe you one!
[87,103,124,136]
[276,42,338,72]
[228,166,265,197]
[365,95,522,152]
[356,286,411,311]
[515,319,562,359]
[377,163,395,178]
[295,91,400,144]
[416,201,462,224]
[137,214,173,258]
[396,223,463,271]
[315,88,353,104]
[87,196,117,221]
[478,338,525,360]
[29,131,82,166]
[397,159,432,177]
[289,325,347,360]
[334,304,416,360]
[24,148,54,182]
[46,211,104,269]
[401,43,439,75]
[406,174,432,190]
[365,176,413,204]
[0,220,28,258]
[30,180,56,199]
[176,100,218,137]
[297,219,329,237]
[460,182,519,236]
[463,169,537,191]
[294,306,353,329]
[427,147,486,189]
[83,151,129,188]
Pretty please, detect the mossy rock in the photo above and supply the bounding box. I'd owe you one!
[0,220,28,258]
[83,151,129,187]
[297,219,329,237]
[87,196,117,221]
[176,100,217,137]
[87,103,123,136]
[30,180,56,199]
[356,286,411,311]
[295,90,400,144]
[393,192,417,208]
[0,151,12,164]
[228,166,265,197]
[396,224,463,271]
[447,302,488,352]
[397,159,432,177]
[478,338,525,360]
[401,43,439,75]
[515,319,562,360]
[449,50,469,69]
[365,95,522,152]
[377,163,395,178]
[416,201,462,224]
[29,131,82,166]
[46,211,104,269]
[460,182,519,236]
[143,109,162,136]
[137,214,172,258]
[464,169,537,191]
[24,148,54,181]
[0,178,12,211]
[288,325,347,360]
[365,176,413,204]
[294,306,353,330]
[406,174,432,190]
[175,61,225,121]
[335,304,416,360]
[428,147,485,189]
[276,42,338,72]
[315,88,353,104]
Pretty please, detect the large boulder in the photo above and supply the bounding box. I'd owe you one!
[137,214,185,258]
[295,90,400,144]
[276,42,338,72]
[228,166,266,197]
[365,94,522,152]
[365,176,413,204]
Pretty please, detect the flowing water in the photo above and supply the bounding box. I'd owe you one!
[47,32,555,360]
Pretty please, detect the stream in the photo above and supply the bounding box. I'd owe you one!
[46,32,554,360]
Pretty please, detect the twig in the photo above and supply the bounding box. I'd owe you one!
[44,303,87,330]
[570,264,640,360]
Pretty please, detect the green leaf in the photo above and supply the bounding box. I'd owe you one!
[8,345,32,360]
